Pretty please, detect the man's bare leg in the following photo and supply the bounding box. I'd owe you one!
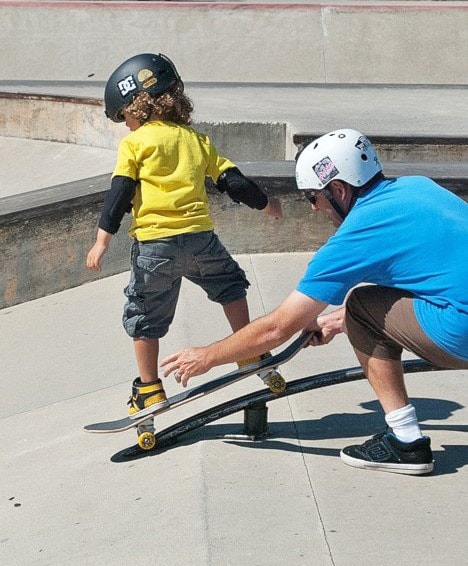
[353,348,423,442]
[340,348,432,474]
[353,349,409,414]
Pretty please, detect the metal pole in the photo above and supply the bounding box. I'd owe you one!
[243,401,269,439]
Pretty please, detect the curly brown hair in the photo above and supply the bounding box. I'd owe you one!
[124,85,193,126]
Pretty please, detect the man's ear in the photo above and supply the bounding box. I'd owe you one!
[329,180,350,199]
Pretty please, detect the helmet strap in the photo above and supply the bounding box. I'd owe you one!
[322,187,347,220]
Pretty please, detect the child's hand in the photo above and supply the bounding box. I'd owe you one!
[86,229,113,271]
[263,197,283,220]
[86,243,108,271]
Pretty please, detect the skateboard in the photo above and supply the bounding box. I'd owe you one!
[84,331,312,450]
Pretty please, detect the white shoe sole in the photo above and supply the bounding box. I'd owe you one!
[129,399,169,420]
[340,450,434,475]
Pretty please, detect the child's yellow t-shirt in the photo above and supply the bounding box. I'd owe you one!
[113,121,235,241]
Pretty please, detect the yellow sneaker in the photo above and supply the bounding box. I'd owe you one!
[128,378,168,419]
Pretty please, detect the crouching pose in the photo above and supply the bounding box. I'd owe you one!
[162,128,468,475]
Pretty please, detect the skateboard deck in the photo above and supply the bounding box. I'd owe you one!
[84,331,312,439]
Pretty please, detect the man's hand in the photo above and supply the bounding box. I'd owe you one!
[306,307,345,346]
[162,291,330,387]
[160,346,212,387]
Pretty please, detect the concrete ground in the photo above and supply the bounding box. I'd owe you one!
[1,252,467,566]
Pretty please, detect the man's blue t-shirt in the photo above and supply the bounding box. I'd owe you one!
[296,176,468,361]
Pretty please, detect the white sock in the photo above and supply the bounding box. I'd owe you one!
[385,404,422,443]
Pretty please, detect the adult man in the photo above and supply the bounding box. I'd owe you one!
[161,129,468,475]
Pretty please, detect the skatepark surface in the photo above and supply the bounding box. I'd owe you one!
[2,82,468,200]
[1,1,468,564]
[1,252,467,565]
[2,89,468,566]
[2,100,468,566]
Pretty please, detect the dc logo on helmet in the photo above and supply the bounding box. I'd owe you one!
[117,75,137,97]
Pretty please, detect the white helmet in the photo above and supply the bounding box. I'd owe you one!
[295,129,382,191]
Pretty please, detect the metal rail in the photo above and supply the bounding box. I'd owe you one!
[111,359,446,462]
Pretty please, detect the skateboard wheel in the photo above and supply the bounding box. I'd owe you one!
[267,373,286,394]
[138,431,156,451]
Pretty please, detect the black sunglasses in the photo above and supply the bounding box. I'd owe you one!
[303,190,317,205]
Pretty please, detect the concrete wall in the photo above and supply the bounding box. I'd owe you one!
[0,93,287,161]
[1,162,467,309]
[0,1,467,85]
[0,171,334,309]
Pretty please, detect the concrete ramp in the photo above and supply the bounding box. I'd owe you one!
[0,136,115,198]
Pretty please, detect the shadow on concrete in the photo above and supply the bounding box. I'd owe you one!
[215,397,467,477]
[112,398,466,475]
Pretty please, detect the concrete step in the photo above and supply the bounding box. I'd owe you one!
[293,133,468,164]
[1,83,467,163]
[238,160,468,196]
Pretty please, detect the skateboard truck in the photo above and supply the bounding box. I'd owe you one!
[260,371,285,394]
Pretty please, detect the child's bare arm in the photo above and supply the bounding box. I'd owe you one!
[86,175,136,271]
[86,229,113,272]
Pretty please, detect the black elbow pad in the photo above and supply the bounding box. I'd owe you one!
[98,176,137,234]
[217,167,268,210]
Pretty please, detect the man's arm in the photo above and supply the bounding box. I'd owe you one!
[161,291,328,386]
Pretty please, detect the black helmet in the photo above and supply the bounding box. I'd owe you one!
[104,53,183,122]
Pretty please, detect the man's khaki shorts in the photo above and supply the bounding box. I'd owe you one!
[344,285,468,369]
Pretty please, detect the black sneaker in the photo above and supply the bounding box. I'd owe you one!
[340,431,434,475]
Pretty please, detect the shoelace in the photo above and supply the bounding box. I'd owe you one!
[361,431,388,448]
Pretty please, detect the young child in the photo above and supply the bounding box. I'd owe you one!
[86,53,283,436]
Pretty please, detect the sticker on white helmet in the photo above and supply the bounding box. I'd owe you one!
[313,156,339,184]
[355,136,371,151]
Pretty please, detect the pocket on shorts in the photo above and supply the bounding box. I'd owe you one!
[135,255,174,291]
[190,231,218,256]
[193,249,239,278]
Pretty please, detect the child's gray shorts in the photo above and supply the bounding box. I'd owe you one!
[123,230,250,339]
